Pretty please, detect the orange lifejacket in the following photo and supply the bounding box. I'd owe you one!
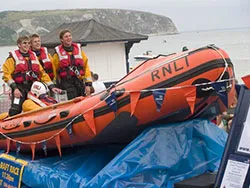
[27,92,57,107]
[39,47,54,80]
[10,50,40,84]
[55,43,85,78]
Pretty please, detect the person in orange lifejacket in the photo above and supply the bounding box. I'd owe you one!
[30,34,55,81]
[53,29,92,100]
[2,35,61,116]
[22,81,57,112]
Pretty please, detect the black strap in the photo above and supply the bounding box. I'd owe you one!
[27,55,32,71]
[12,72,26,80]
[70,54,76,66]
[39,58,44,67]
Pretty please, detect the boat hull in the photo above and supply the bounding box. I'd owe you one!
[0,45,236,152]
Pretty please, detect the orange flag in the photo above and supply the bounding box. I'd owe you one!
[130,91,141,116]
[242,75,250,89]
[182,86,197,115]
[55,135,62,157]
[83,110,96,135]
[30,143,36,160]
[6,138,10,154]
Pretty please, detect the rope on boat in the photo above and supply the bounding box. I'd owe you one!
[118,78,235,93]
[0,77,236,146]
[208,44,229,81]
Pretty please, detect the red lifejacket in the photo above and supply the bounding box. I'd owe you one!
[55,43,85,78]
[10,50,40,84]
[27,92,57,107]
[40,47,54,80]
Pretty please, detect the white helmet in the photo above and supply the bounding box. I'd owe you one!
[30,81,49,97]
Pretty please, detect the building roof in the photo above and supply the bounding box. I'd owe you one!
[41,19,148,48]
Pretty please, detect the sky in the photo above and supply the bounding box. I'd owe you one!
[0,0,249,32]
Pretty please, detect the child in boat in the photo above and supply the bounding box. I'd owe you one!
[22,81,57,112]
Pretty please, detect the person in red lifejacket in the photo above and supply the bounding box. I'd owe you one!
[53,29,92,100]
[30,34,55,81]
[22,81,57,112]
[2,35,61,116]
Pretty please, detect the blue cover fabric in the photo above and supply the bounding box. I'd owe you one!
[18,119,226,188]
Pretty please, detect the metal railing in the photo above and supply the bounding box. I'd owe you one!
[0,71,11,113]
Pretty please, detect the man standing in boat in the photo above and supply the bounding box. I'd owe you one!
[2,35,61,116]
[53,29,92,100]
[30,34,55,81]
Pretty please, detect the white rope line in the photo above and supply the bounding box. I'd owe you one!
[118,77,236,93]
[0,77,235,146]
[209,45,229,81]
[1,114,82,145]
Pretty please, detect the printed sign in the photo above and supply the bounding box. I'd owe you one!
[237,106,250,154]
[220,155,250,188]
[152,89,166,112]
[215,86,250,187]
[105,92,117,112]
[0,154,28,188]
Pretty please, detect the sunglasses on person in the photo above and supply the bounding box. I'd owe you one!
[21,41,30,45]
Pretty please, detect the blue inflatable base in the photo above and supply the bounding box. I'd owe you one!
[6,119,227,188]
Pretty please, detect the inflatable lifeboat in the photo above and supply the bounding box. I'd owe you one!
[0,45,236,158]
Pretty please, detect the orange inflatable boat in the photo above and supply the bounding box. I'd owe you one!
[0,45,236,158]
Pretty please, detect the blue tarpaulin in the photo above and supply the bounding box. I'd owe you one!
[3,119,227,188]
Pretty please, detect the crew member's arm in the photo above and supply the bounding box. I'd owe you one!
[52,53,60,81]
[48,53,56,83]
[2,57,15,87]
[81,51,92,95]
[2,57,22,98]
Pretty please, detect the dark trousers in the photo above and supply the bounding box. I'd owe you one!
[58,77,85,100]
[9,83,32,116]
